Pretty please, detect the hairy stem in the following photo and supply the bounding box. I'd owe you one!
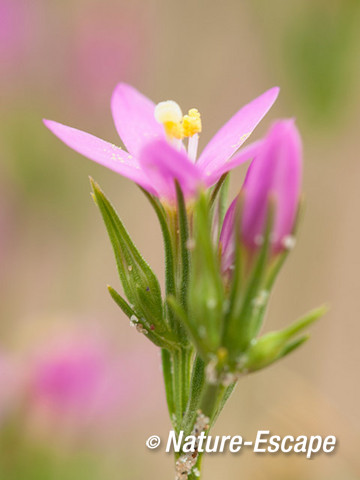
[172,347,192,432]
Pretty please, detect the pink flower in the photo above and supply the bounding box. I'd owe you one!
[0,0,38,79]
[220,119,302,271]
[68,6,150,107]
[44,83,279,204]
[27,330,157,431]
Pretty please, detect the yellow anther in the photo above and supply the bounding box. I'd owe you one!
[182,108,202,138]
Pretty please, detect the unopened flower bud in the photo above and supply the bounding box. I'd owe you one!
[220,120,302,272]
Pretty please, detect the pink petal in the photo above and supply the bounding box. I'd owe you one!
[138,140,203,203]
[219,119,302,268]
[197,87,280,174]
[111,83,165,158]
[43,119,155,194]
[241,119,302,250]
[204,140,262,186]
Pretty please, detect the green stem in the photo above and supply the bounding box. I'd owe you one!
[172,347,192,432]
[181,355,206,436]
[182,359,235,437]
[169,349,235,479]
[173,351,182,430]
[161,349,175,426]
[184,381,229,480]
[200,383,225,422]
[181,348,192,407]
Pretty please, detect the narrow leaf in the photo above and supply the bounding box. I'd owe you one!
[188,192,225,352]
[108,285,136,318]
[175,181,190,308]
[91,179,164,329]
[140,187,176,298]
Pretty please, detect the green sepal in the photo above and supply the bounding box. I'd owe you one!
[278,334,310,359]
[209,173,229,210]
[167,295,206,353]
[217,174,230,237]
[247,202,305,339]
[187,192,225,353]
[91,179,164,330]
[243,305,327,372]
[224,198,275,358]
[221,194,245,335]
[264,201,303,293]
[140,188,176,298]
[175,181,190,309]
[139,187,188,341]
[210,173,230,244]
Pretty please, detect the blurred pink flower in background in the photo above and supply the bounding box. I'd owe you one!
[68,5,151,106]
[26,326,161,438]
[0,0,38,81]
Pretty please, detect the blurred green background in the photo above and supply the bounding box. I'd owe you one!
[1,0,360,478]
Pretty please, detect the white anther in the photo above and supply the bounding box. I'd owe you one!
[154,100,183,124]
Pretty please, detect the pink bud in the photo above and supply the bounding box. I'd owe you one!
[220,120,302,271]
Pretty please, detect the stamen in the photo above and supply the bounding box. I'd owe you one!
[154,102,202,158]
[188,133,199,162]
[154,101,183,140]
[182,109,202,137]
[154,100,183,124]
[183,109,201,161]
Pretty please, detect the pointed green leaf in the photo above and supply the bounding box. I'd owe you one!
[108,285,177,349]
[244,305,327,372]
[281,305,327,339]
[91,179,164,329]
[108,285,136,318]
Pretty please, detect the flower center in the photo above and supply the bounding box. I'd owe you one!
[154,100,202,161]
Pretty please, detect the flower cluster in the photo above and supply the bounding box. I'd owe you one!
[45,83,324,479]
